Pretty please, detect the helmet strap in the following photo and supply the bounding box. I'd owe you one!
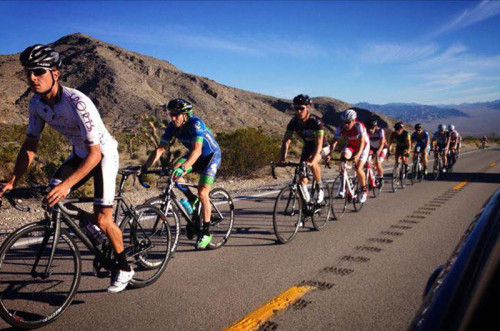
[39,70,56,97]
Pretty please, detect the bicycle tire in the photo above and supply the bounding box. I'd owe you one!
[120,205,172,288]
[273,186,302,244]
[392,164,400,193]
[311,182,331,230]
[0,223,81,329]
[330,175,347,220]
[433,157,440,180]
[400,165,407,189]
[369,172,380,198]
[143,196,181,253]
[207,188,235,249]
[352,177,364,212]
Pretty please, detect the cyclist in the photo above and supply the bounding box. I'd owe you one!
[367,119,387,188]
[388,122,411,176]
[431,124,450,172]
[279,94,327,204]
[447,124,460,167]
[481,135,487,149]
[330,108,370,203]
[411,123,430,175]
[141,98,221,250]
[0,44,133,293]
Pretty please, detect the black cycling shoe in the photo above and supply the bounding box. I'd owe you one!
[185,223,196,240]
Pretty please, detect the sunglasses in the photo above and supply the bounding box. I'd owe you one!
[169,112,182,118]
[343,120,353,125]
[294,106,307,112]
[24,68,51,77]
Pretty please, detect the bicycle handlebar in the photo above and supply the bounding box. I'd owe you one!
[1,186,48,212]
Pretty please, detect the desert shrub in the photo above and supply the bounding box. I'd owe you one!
[217,127,280,177]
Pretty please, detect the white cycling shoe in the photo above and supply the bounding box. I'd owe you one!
[316,189,324,204]
[359,191,367,203]
[107,269,134,293]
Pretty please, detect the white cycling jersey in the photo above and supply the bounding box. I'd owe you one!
[26,85,117,158]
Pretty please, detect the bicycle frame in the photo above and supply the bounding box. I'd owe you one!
[338,160,357,199]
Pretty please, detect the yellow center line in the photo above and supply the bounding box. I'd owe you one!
[453,180,469,190]
[225,286,313,331]
[490,162,496,167]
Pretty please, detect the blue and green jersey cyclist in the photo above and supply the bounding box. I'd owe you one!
[141,98,221,250]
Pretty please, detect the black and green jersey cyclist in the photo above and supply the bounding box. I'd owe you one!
[142,98,221,249]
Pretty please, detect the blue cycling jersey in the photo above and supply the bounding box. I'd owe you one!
[160,116,220,156]
[411,131,429,147]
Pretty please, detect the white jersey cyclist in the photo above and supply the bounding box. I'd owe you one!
[27,86,117,158]
[26,85,118,206]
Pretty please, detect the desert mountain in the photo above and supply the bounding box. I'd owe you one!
[0,33,395,134]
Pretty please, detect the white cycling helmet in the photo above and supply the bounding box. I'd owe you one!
[438,124,446,131]
[448,124,455,131]
[341,108,357,122]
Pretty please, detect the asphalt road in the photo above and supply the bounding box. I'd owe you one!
[1,148,499,330]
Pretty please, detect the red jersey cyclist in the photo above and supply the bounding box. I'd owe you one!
[367,119,387,188]
[330,109,371,203]
[279,94,327,204]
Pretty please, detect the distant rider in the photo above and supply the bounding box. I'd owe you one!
[431,124,450,172]
[367,119,387,188]
[411,123,430,175]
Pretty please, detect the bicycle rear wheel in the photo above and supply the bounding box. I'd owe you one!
[207,188,235,249]
[330,175,347,219]
[369,172,380,198]
[143,196,181,253]
[0,223,81,329]
[120,205,172,288]
[273,186,302,244]
[311,182,331,230]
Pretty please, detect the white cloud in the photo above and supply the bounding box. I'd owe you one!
[429,0,500,38]
[353,42,438,63]
[415,43,467,67]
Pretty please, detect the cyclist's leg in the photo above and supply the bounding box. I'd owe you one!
[197,152,221,248]
[356,144,369,188]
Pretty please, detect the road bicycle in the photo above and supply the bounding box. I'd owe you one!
[330,158,364,220]
[447,148,457,173]
[411,146,425,182]
[270,162,332,244]
[392,155,410,192]
[0,169,172,329]
[365,152,382,198]
[138,167,234,250]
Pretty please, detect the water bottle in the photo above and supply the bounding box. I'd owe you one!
[180,198,193,214]
[79,211,104,246]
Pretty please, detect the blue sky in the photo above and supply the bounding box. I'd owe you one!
[1,1,500,105]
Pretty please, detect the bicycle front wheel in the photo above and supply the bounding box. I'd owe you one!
[311,182,332,230]
[392,165,400,193]
[330,175,347,219]
[0,223,81,329]
[208,188,235,249]
[143,196,181,254]
[433,157,440,180]
[352,177,364,212]
[273,186,302,244]
[120,205,172,288]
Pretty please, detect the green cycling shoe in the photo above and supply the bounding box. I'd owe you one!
[196,234,212,250]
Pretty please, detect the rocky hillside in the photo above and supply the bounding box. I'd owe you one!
[0,33,395,134]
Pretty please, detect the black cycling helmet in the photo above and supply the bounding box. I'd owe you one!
[414,123,422,130]
[20,44,62,69]
[368,119,378,128]
[292,94,312,106]
[166,98,193,115]
[394,122,404,130]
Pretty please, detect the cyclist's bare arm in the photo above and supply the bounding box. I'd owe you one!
[307,134,324,164]
[280,135,292,163]
[46,144,102,207]
[0,138,38,198]
[181,141,203,170]
[142,145,166,169]
[377,135,386,155]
